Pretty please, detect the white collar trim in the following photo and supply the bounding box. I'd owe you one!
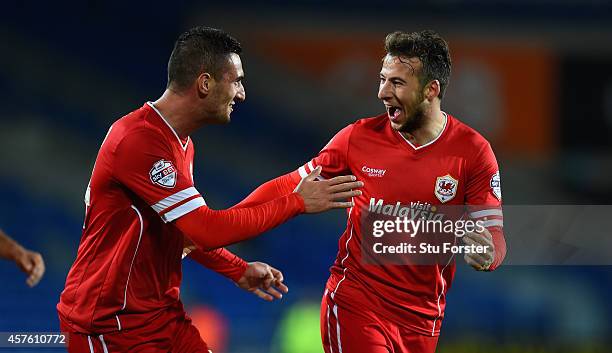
[147,101,189,151]
[396,112,448,151]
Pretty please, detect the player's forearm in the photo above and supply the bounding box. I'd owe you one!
[184,173,301,279]
[176,193,305,250]
[188,247,248,282]
[0,229,23,261]
[232,171,300,209]
[488,227,506,271]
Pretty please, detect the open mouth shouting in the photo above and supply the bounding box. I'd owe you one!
[386,105,403,123]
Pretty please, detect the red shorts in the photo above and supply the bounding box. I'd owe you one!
[320,289,439,353]
[59,312,210,353]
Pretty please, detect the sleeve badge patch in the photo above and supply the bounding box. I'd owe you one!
[490,171,501,200]
[150,159,177,188]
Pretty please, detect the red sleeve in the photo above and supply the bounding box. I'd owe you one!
[114,129,305,252]
[179,125,352,270]
[214,124,355,214]
[188,248,248,282]
[465,142,506,271]
[296,124,353,180]
[229,124,354,211]
[174,193,305,250]
[182,125,353,255]
[113,130,205,223]
[185,171,300,277]
[233,172,301,209]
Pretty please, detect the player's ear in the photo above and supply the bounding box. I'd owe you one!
[197,73,213,95]
[424,79,441,101]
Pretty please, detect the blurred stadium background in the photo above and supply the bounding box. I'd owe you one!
[1,1,611,352]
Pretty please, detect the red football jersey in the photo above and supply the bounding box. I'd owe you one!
[298,113,504,336]
[58,102,208,334]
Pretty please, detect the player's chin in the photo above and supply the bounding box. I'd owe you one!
[224,107,234,123]
[216,113,232,124]
[389,120,404,131]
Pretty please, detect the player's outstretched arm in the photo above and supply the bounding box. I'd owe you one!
[184,168,345,280]
[184,246,287,301]
[175,167,362,251]
[185,245,248,280]
[183,242,287,301]
[182,172,297,276]
[234,166,362,211]
[0,229,45,287]
[231,171,301,209]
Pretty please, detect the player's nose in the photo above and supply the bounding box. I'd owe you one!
[378,81,392,100]
[235,82,246,102]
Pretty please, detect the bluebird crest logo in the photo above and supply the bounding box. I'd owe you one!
[434,174,458,203]
[150,160,177,188]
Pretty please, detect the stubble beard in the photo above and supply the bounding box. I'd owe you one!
[207,105,232,125]
[397,94,426,134]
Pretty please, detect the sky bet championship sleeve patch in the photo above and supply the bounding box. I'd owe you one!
[150,159,177,188]
[491,171,502,200]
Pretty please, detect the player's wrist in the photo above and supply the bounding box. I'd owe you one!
[290,192,306,213]
[230,259,249,283]
[6,243,25,263]
[484,257,498,271]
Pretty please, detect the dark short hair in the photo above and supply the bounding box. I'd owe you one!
[167,26,242,89]
[384,30,451,99]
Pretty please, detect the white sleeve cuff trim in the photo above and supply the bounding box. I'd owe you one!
[483,219,503,228]
[470,209,503,218]
[307,161,315,172]
[152,187,199,213]
[299,161,325,180]
[161,197,205,223]
[298,165,308,178]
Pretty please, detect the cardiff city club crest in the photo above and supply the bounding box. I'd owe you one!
[150,159,177,188]
[434,174,458,203]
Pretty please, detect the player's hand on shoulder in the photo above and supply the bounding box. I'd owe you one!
[12,246,45,287]
[237,262,289,301]
[294,166,363,213]
[462,228,495,271]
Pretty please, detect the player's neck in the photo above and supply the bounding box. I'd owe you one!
[151,90,198,139]
[400,108,446,147]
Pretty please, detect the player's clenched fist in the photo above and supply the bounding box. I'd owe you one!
[294,166,363,213]
[0,229,45,287]
[462,228,495,271]
[13,247,45,287]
